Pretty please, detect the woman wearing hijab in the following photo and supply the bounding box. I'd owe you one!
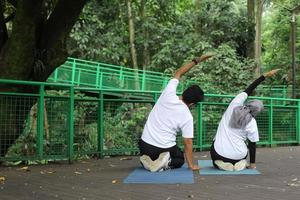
[210,69,279,171]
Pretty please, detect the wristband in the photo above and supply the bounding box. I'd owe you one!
[192,57,201,65]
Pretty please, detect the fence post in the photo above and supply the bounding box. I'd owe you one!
[54,69,58,82]
[141,71,146,91]
[162,78,168,89]
[68,86,74,163]
[99,72,103,89]
[197,103,203,151]
[71,60,76,85]
[268,99,273,147]
[96,64,100,88]
[77,69,81,86]
[119,67,124,88]
[37,85,45,160]
[98,91,104,158]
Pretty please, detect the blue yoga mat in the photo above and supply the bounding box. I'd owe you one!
[123,164,194,184]
[198,160,261,175]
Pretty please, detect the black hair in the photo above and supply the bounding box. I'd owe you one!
[182,85,204,105]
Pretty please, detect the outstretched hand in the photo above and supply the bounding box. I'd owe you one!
[193,53,214,64]
[263,69,280,78]
[189,164,200,171]
[247,163,257,169]
[199,53,215,62]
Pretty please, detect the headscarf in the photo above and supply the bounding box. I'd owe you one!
[245,100,264,117]
[229,99,264,129]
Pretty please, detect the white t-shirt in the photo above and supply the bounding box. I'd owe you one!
[141,78,194,148]
[214,92,259,160]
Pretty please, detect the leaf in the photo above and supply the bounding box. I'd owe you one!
[0,176,5,183]
[18,166,30,172]
[120,157,132,161]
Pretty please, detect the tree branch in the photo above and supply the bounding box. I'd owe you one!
[292,4,300,14]
[39,0,88,80]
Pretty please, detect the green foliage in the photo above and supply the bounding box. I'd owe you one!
[262,1,300,87]
[68,0,130,65]
[104,103,150,150]
[68,0,252,90]
[191,44,255,94]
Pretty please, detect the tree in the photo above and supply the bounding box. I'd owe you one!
[255,0,264,76]
[139,0,150,70]
[0,0,87,83]
[247,0,255,59]
[127,0,138,71]
[0,0,88,158]
[262,0,300,91]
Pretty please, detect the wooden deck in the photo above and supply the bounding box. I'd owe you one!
[1,146,300,200]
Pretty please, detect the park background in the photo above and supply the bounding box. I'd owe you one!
[0,0,299,164]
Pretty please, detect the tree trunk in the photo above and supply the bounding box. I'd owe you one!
[195,0,201,34]
[247,0,255,59]
[255,0,263,76]
[0,0,87,158]
[0,0,87,83]
[140,0,150,70]
[127,0,140,89]
[0,0,44,80]
[38,0,88,81]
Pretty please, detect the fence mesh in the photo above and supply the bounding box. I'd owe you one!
[44,97,69,157]
[1,95,38,160]
[0,81,299,163]
[73,99,98,156]
[103,100,152,155]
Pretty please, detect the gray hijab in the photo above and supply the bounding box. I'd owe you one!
[245,100,264,117]
[229,99,264,129]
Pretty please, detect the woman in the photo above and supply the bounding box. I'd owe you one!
[210,69,279,171]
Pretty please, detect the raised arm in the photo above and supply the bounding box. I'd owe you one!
[244,69,280,96]
[174,54,213,80]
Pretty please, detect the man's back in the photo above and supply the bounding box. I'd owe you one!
[141,79,193,148]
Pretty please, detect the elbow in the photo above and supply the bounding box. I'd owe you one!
[183,138,193,146]
[174,72,181,80]
[248,141,256,148]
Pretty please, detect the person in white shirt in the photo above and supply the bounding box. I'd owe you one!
[211,69,279,171]
[139,54,213,172]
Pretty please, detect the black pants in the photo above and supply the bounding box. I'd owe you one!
[210,141,247,169]
[138,139,184,169]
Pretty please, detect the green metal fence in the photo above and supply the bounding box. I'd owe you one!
[49,58,298,100]
[0,79,299,163]
[47,57,195,93]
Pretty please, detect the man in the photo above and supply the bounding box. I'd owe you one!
[210,69,279,171]
[138,54,213,172]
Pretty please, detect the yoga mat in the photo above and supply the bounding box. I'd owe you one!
[198,160,260,175]
[123,164,194,184]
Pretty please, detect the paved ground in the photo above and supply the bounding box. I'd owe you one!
[0,146,300,200]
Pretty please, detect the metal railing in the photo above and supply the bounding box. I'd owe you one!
[47,57,195,93]
[0,79,299,163]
